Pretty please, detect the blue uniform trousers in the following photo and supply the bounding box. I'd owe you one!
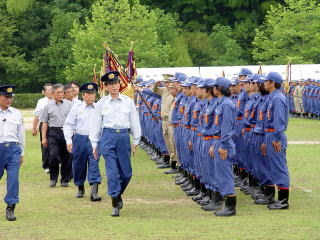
[204,139,217,191]
[181,127,192,171]
[243,130,254,175]
[154,120,168,154]
[234,120,245,169]
[100,129,132,197]
[173,125,183,168]
[253,133,273,186]
[189,130,198,176]
[213,140,235,196]
[0,143,21,205]
[72,134,101,186]
[265,132,290,188]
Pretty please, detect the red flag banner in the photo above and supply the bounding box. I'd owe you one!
[103,44,130,93]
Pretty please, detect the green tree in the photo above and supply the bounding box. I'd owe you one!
[66,0,188,83]
[209,24,247,66]
[0,1,36,88]
[253,0,320,64]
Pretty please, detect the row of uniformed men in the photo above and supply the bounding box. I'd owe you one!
[286,79,320,119]
[135,68,290,216]
[0,71,141,221]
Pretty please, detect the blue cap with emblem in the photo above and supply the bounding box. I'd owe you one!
[265,72,283,84]
[237,68,253,76]
[250,74,261,83]
[80,82,98,93]
[214,77,231,88]
[101,71,120,84]
[0,85,16,96]
[197,79,205,88]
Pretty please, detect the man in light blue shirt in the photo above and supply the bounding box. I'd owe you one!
[63,83,102,201]
[90,71,141,217]
[0,85,25,221]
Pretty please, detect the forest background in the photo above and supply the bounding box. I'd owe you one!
[0,0,319,92]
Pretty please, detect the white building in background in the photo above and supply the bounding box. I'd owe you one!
[137,64,320,82]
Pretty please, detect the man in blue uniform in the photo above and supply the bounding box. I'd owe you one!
[63,83,102,201]
[90,71,141,217]
[263,72,290,210]
[0,85,25,221]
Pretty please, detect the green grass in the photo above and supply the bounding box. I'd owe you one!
[0,120,320,240]
[286,118,320,141]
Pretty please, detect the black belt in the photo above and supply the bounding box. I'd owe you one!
[49,127,63,131]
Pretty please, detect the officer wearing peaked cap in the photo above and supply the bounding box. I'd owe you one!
[63,83,102,201]
[0,85,25,221]
[90,71,141,217]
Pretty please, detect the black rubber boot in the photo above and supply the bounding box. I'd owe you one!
[198,189,211,205]
[240,170,249,191]
[6,204,16,221]
[90,183,102,201]
[254,185,275,205]
[118,195,123,209]
[201,190,216,211]
[76,184,85,198]
[186,177,200,196]
[215,195,236,217]
[111,196,120,217]
[157,155,170,169]
[164,161,179,174]
[243,174,253,195]
[268,188,289,210]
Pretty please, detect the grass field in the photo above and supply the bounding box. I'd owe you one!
[0,119,319,240]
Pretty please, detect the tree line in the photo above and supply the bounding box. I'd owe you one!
[0,0,319,92]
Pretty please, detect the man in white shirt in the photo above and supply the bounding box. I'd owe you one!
[63,83,102,201]
[90,71,141,217]
[32,84,52,173]
[0,85,25,221]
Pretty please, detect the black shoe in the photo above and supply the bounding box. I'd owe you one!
[192,191,205,201]
[164,168,179,174]
[6,204,16,221]
[155,159,164,165]
[49,180,57,187]
[198,195,210,205]
[157,163,170,169]
[175,177,188,185]
[186,187,200,196]
[76,185,85,198]
[268,199,289,210]
[90,183,102,201]
[61,182,69,187]
[254,185,275,205]
[181,183,193,191]
[111,196,120,217]
[202,191,224,211]
[268,188,289,210]
[215,196,236,217]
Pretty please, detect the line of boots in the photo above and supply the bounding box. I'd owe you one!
[139,137,178,174]
[175,168,236,217]
[235,168,289,210]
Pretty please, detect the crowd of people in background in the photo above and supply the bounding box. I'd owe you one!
[286,79,320,119]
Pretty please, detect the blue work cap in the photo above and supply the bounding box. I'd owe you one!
[214,77,231,88]
[237,68,253,76]
[265,72,283,84]
[176,74,188,83]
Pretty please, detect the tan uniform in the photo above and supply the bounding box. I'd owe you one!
[293,85,303,113]
[153,84,176,162]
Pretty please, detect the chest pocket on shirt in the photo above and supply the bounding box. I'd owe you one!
[6,117,19,131]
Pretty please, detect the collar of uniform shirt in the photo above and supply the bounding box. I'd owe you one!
[0,107,13,113]
[108,94,125,102]
[54,99,65,105]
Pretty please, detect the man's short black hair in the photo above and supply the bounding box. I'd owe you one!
[43,83,53,91]
[205,87,215,97]
[275,82,281,89]
[70,81,80,87]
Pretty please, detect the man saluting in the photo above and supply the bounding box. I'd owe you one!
[90,71,141,217]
